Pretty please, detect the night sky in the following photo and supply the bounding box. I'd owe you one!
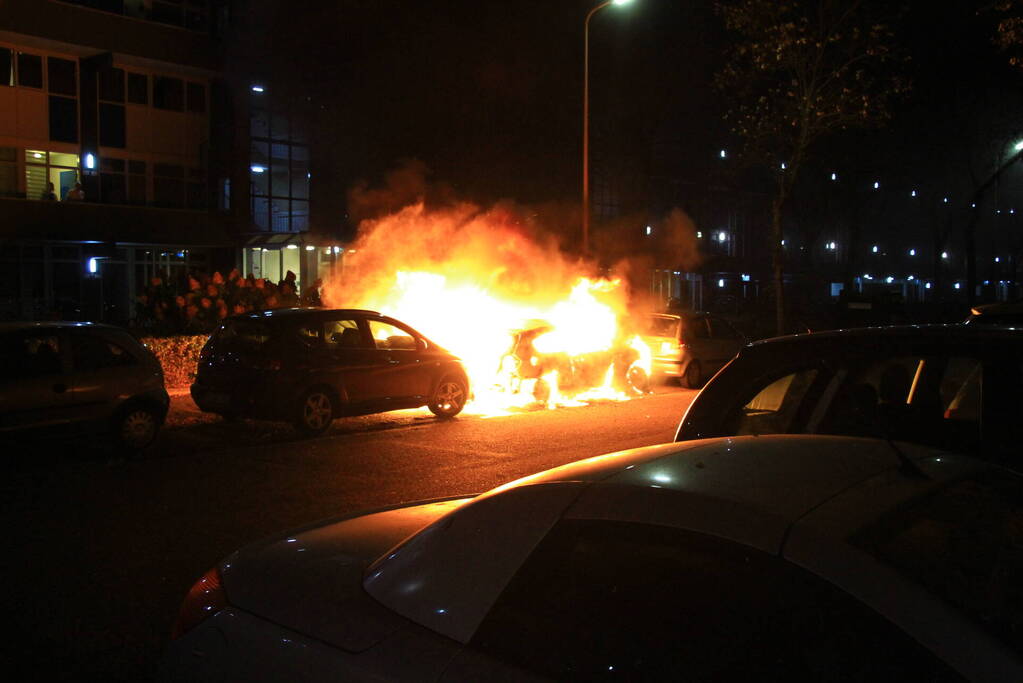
[245,0,1023,245]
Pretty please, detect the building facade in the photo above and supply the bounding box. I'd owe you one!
[0,0,344,325]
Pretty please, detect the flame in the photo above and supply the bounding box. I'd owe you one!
[322,200,652,415]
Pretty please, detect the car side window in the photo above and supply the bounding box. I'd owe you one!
[852,472,1023,659]
[71,333,135,372]
[0,332,63,380]
[724,368,821,435]
[368,320,418,351]
[324,319,365,349]
[708,317,740,339]
[471,519,960,681]
[686,318,710,340]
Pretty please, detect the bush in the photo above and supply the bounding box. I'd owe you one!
[140,334,208,391]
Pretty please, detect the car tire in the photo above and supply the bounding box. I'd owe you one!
[626,364,650,394]
[429,375,468,418]
[684,361,703,389]
[294,388,335,435]
[113,403,161,454]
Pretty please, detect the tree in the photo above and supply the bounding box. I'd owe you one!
[715,0,909,333]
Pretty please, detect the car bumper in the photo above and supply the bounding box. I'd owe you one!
[651,356,685,378]
[190,378,295,419]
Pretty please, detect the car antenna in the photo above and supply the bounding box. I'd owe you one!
[886,439,930,480]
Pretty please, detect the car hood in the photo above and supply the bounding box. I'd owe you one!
[219,496,472,653]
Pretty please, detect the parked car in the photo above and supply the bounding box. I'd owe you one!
[191,308,471,434]
[675,325,1023,470]
[0,321,169,452]
[642,312,746,388]
[163,434,1021,681]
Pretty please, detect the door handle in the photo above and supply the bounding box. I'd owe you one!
[52,383,67,393]
[388,359,400,365]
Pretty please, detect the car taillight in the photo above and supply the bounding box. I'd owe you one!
[171,567,227,640]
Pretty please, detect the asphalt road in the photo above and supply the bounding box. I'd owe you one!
[2,385,694,682]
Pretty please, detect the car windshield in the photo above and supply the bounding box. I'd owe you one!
[647,317,678,337]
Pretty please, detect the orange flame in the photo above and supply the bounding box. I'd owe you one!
[322,201,650,414]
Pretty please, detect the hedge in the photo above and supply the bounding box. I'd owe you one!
[139,334,209,391]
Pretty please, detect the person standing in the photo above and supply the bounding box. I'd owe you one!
[40,182,56,200]
[65,182,85,201]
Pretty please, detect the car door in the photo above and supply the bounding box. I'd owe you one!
[0,329,74,431]
[365,318,432,402]
[321,317,389,405]
[681,315,715,367]
[66,329,140,424]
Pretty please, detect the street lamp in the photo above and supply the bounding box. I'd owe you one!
[582,0,634,254]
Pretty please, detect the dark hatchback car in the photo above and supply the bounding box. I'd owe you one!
[675,325,1023,469]
[642,312,746,388]
[0,321,169,451]
[191,308,471,434]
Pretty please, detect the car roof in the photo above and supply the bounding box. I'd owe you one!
[747,323,1023,350]
[0,320,123,333]
[651,311,710,320]
[229,307,382,322]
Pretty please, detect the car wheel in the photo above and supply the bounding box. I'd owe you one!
[626,364,650,394]
[684,361,703,389]
[429,376,468,418]
[114,404,160,453]
[295,388,334,435]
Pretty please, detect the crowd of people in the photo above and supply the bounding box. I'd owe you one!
[136,268,322,333]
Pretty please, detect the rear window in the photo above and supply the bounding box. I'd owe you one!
[647,317,678,337]
[214,320,271,351]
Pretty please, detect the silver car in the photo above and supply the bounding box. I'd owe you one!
[643,312,746,388]
[163,434,1020,681]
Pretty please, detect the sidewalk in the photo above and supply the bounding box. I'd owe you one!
[165,388,216,428]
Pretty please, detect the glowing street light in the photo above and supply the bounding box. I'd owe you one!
[582,0,635,254]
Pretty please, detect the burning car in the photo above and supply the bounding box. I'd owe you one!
[497,319,650,406]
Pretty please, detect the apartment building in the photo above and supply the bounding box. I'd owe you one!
[0,0,342,324]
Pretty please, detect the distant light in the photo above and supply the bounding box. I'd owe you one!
[907,275,915,280]
[925,282,932,289]
[984,280,990,285]
[780,162,786,170]
[87,257,98,274]
[941,251,948,259]
[696,231,702,238]
[741,273,751,282]
[332,246,340,254]
[971,203,976,208]
[84,153,95,169]
[176,250,185,258]
[717,231,727,242]
[830,172,837,181]
[286,244,298,250]
[873,181,880,190]
[911,190,917,197]
[886,276,894,283]
[943,197,949,203]
[863,273,873,280]
[954,282,961,289]
[250,165,265,173]
[33,152,43,159]
[995,256,1001,263]
[611,0,633,5]
[827,241,836,250]
[909,248,916,256]
[719,149,727,159]
[872,245,878,253]
[645,225,652,236]
[1015,140,1023,152]
[251,85,265,93]
[781,239,786,246]
[306,172,312,179]
[305,245,315,251]
[717,278,725,287]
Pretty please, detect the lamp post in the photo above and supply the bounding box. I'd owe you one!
[582,0,633,255]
